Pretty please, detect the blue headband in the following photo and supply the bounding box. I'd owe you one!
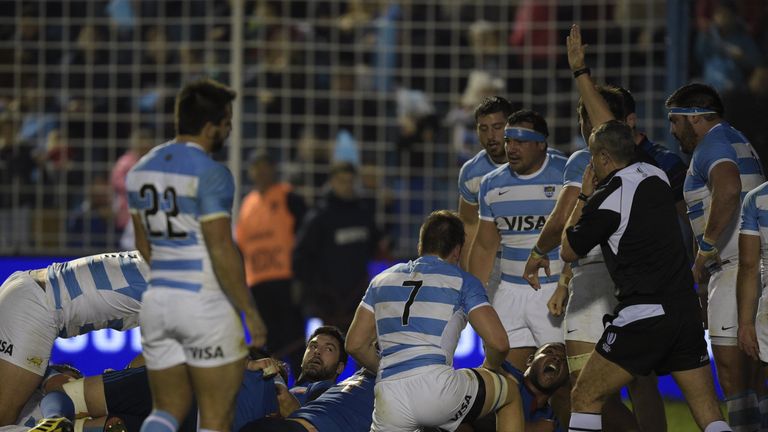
[504,127,547,142]
[667,107,717,116]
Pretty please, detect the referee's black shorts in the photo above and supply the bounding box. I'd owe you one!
[595,295,710,376]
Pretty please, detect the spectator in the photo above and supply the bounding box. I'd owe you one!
[293,162,382,331]
[722,67,768,167]
[695,0,763,92]
[444,71,506,165]
[110,128,155,249]
[67,174,117,249]
[235,149,307,375]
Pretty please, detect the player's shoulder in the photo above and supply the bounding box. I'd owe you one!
[698,123,740,155]
[481,163,509,184]
[370,261,410,285]
[547,152,568,171]
[745,181,768,205]
[461,150,496,177]
[457,268,484,290]
[567,148,590,164]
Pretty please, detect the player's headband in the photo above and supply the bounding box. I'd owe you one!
[504,127,547,142]
[667,107,717,116]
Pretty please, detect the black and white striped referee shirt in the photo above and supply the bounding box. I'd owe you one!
[565,162,695,305]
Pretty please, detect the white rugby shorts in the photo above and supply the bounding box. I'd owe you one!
[565,263,618,344]
[707,262,739,341]
[140,288,247,370]
[0,271,57,375]
[493,280,564,348]
[371,365,480,432]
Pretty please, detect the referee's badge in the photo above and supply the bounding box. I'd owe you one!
[544,185,556,198]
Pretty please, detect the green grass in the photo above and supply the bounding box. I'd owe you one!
[628,399,727,431]
[664,400,699,431]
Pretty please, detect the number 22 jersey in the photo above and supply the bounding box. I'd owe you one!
[126,141,234,294]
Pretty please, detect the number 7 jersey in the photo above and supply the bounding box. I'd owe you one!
[126,141,235,294]
[360,255,490,381]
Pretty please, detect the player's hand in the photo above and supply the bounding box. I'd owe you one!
[581,164,596,197]
[245,310,268,349]
[275,381,302,417]
[246,356,280,375]
[548,281,568,317]
[692,248,721,285]
[738,324,760,361]
[523,252,551,290]
[567,24,587,71]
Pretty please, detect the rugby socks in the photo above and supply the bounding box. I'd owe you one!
[40,391,75,420]
[759,395,768,429]
[569,412,601,431]
[726,392,760,432]
[139,410,178,432]
[704,420,732,432]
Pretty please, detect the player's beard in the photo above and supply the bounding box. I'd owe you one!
[211,135,224,153]
[298,360,338,383]
[674,119,697,155]
[211,128,226,153]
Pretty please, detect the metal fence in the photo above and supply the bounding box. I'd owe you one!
[0,0,671,258]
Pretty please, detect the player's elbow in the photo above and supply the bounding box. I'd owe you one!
[345,339,363,357]
[345,334,371,359]
[560,244,579,263]
[485,332,510,358]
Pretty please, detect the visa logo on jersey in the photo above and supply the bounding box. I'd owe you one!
[496,215,547,232]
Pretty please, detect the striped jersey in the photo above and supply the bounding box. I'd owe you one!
[45,251,148,337]
[740,181,768,288]
[361,255,489,381]
[458,150,504,205]
[562,149,603,267]
[478,153,568,284]
[127,141,235,293]
[684,122,765,261]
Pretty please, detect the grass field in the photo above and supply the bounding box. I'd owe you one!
[636,399,727,431]
[665,400,699,431]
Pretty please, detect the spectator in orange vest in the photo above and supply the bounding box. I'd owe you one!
[236,149,307,376]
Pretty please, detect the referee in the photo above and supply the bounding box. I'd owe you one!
[559,120,731,432]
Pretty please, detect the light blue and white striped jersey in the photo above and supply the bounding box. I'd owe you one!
[563,149,603,267]
[361,255,489,381]
[740,181,768,288]
[458,150,505,205]
[127,141,235,293]
[45,251,149,337]
[684,122,765,260]
[479,154,568,284]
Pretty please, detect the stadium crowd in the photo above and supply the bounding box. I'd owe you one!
[3,1,768,432]
[5,0,767,259]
